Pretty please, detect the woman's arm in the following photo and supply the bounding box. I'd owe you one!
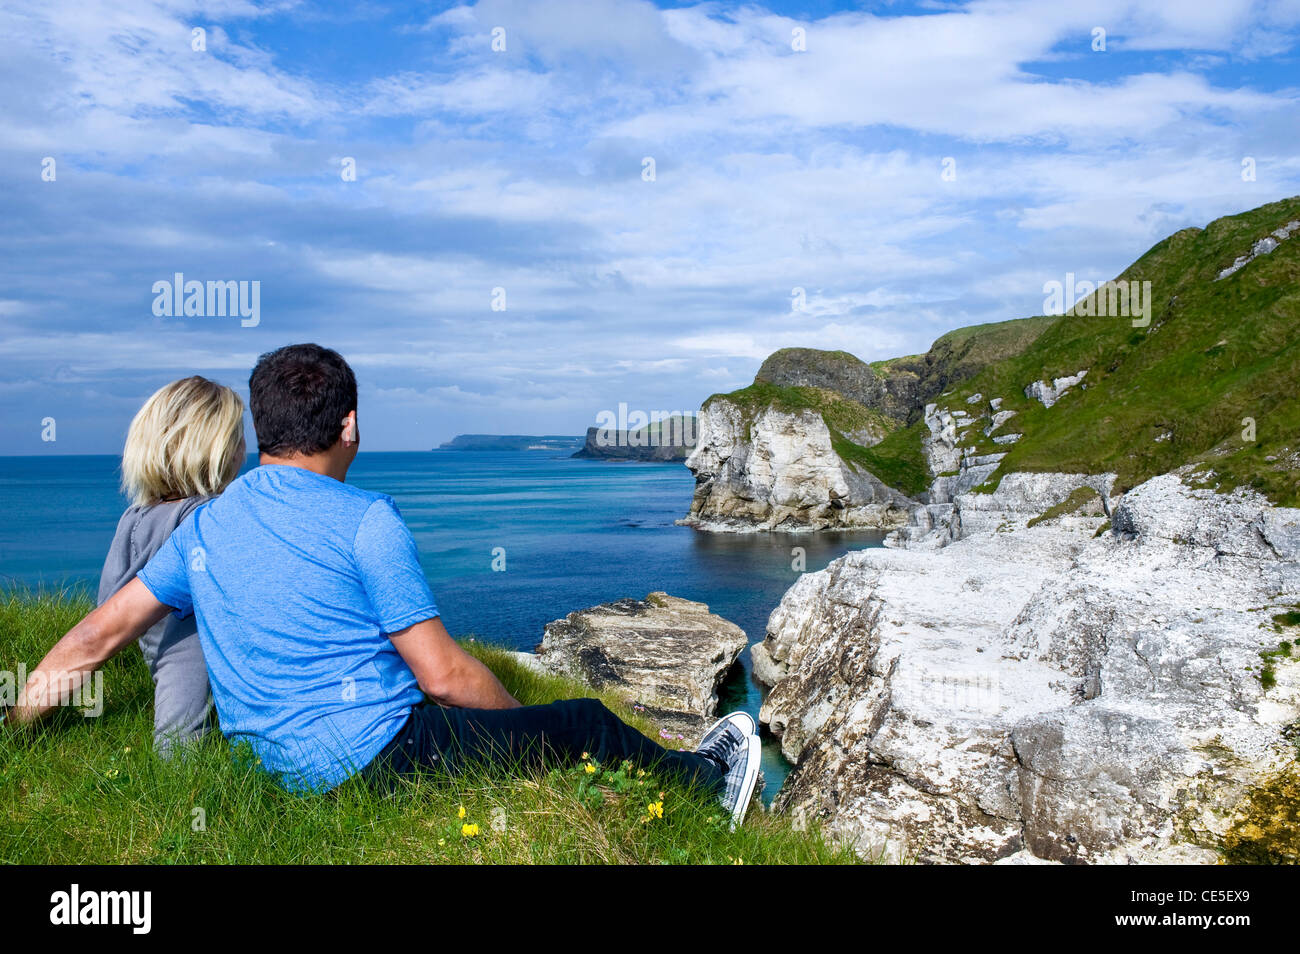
[6,578,172,725]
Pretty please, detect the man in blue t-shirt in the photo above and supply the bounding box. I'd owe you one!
[7,344,762,825]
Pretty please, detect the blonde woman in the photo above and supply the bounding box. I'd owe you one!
[97,376,246,755]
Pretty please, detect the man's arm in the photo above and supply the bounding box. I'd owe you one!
[388,616,520,710]
[7,578,170,725]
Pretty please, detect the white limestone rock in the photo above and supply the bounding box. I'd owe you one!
[680,398,914,532]
[984,410,1017,436]
[919,404,1006,507]
[1025,370,1088,409]
[756,474,1300,863]
[1216,220,1300,280]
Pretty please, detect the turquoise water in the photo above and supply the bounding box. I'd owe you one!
[0,451,883,793]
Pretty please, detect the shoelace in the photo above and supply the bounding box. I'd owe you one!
[697,731,741,772]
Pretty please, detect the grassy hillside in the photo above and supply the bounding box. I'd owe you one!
[931,195,1300,504]
[871,314,1060,419]
[0,590,857,865]
[716,196,1300,506]
[831,421,929,497]
[706,316,1054,496]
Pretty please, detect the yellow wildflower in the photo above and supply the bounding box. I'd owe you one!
[462,823,480,838]
[584,763,597,774]
[457,805,466,819]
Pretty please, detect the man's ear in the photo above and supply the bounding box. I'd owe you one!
[342,411,358,445]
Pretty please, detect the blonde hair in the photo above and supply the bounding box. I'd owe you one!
[121,376,246,507]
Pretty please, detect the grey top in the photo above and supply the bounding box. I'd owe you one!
[98,496,211,668]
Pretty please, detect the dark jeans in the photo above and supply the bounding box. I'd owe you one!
[361,697,723,796]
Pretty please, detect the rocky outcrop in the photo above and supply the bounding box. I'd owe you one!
[888,400,1113,548]
[754,474,1300,863]
[680,400,915,532]
[1024,370,1087,409]
[531,592,747,737]
[919,403,1005,504]
[1215,219,1300,280]
[755,349,915,423]
[682,320,1064,533]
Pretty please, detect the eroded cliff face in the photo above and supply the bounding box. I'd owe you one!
[680,399,914,532]
[754,474,1300,864]
[888,398,1112,549]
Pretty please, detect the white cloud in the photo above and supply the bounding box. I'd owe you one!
[2,0,1299,451]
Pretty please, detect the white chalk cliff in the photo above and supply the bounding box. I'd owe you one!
[680,400,913,532]
[754,444,1300,862]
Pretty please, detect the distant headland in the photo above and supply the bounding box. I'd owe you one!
[436,435,583,452]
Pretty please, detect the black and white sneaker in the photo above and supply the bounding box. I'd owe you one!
[695,711,762,830]
[698,710,755,748]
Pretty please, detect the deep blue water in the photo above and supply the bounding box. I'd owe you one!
[0,450,884,793]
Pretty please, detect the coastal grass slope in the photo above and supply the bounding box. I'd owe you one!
[0,590,857,865]
[700,316,1057,499]
[940,195,1300,504]
[714,196,1300,507]
[870,314,1060,417]
[710,380,898,442]
[830,422,929,497]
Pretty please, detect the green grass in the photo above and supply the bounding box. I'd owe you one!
[928,196,1300,505]
[919,315,1061,388]
[868,316,1060,417]
[1258,638,1294,691]
[831,420,929,496]
[0,590,858,865]
[1025,486,1100,527]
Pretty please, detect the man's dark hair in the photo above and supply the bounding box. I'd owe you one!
[249,343,358,457]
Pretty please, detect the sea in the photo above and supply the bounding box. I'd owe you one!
[0,450,886,794]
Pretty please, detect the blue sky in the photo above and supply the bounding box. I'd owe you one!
[3,0,1299,453]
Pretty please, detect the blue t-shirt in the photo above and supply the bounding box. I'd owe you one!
[138,465,436,792]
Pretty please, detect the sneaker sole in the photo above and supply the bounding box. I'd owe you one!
[729,733,763,831]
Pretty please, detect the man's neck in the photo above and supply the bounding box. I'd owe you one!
[259,452,350,483]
